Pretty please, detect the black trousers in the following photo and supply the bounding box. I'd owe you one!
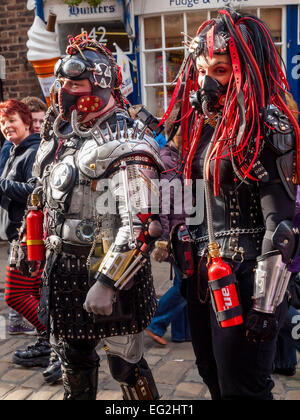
[186,259,288,400]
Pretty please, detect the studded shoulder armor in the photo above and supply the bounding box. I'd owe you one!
[264,107,295,154]
[77,119,164,179]
[263,107,297,200]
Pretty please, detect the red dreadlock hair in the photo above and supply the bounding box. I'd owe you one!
[159,8,300,195]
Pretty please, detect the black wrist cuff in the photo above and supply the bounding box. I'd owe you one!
[95,272,117,291]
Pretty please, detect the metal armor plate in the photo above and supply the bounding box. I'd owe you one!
[32,138,57,179]
[77,124,163,180]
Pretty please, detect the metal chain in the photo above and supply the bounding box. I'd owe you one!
[86,215,105,272]
[195,227,265,244]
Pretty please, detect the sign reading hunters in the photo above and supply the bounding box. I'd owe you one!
[68,5,116,17]
[44,1,123,23]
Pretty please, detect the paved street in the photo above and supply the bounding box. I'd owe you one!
[0,253,299,400]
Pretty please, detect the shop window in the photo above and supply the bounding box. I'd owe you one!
[186,11,208,38]
[144,16,162,49]
[260,8,282,43]
[165,14,184,48]
[141,7,285,119]
[144,52,162,84]
[166,51,184,83]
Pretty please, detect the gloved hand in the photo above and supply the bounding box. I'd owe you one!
[245,309,279,342]
[83,281,116,316]
[14,241,41,278]
[28,261,41,278]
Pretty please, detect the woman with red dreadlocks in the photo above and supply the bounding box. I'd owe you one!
[161,7,300,399]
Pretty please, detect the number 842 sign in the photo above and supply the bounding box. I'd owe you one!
[80,24,130,53]
[81,26,108,44]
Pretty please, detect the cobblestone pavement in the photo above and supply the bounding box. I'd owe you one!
[0,259,299,400]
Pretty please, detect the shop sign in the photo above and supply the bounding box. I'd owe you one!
[135,0,300,14]
[44,0,122,23]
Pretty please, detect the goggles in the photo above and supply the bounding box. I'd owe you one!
[189,32,229,56]
[54,57,93,79]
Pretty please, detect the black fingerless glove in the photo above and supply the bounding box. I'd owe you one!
[245,309,279,342]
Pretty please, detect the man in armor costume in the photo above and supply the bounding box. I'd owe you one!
[23,33,163,400]
[160,8,300,399]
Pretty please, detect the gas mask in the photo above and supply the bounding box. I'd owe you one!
[190,75,228,119]
[58,85,108,122]
[54,51,115,122]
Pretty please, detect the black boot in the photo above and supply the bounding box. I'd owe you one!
[12,334,51,368]
[108,355,160,400]
[42,348,62,384]
[62,365,99,400]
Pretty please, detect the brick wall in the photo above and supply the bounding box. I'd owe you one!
[0,0,42,101]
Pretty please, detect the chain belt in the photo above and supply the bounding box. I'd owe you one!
[194,227,266,244]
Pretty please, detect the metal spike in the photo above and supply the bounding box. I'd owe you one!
[181,32,194,40]
[132,124,139,139]
[123,120,129,140]
[106,122,114,141]
[139,125,148,140]
[116,121,121,140]
[182,41,192,48]
[99,128,108,143]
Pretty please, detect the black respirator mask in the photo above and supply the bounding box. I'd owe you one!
[54,51,115,122]
[190,75,228,118]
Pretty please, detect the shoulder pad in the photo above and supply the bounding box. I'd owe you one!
[77,120,164,179]
[32,137,57,179]
[264,107,295,154]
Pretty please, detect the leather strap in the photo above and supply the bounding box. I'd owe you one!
[62,242,92,257]
[208,274,237,292]
[95,272,117,291]
[216,305,243,323]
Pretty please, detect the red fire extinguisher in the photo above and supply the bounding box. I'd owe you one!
[207,242,243,328]
[26,194,45,262]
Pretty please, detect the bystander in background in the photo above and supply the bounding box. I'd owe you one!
[0,99,50,368]
[146,105,190,345]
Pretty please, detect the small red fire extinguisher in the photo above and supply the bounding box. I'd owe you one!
[207,242,243,328]
[26,194,45,262]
